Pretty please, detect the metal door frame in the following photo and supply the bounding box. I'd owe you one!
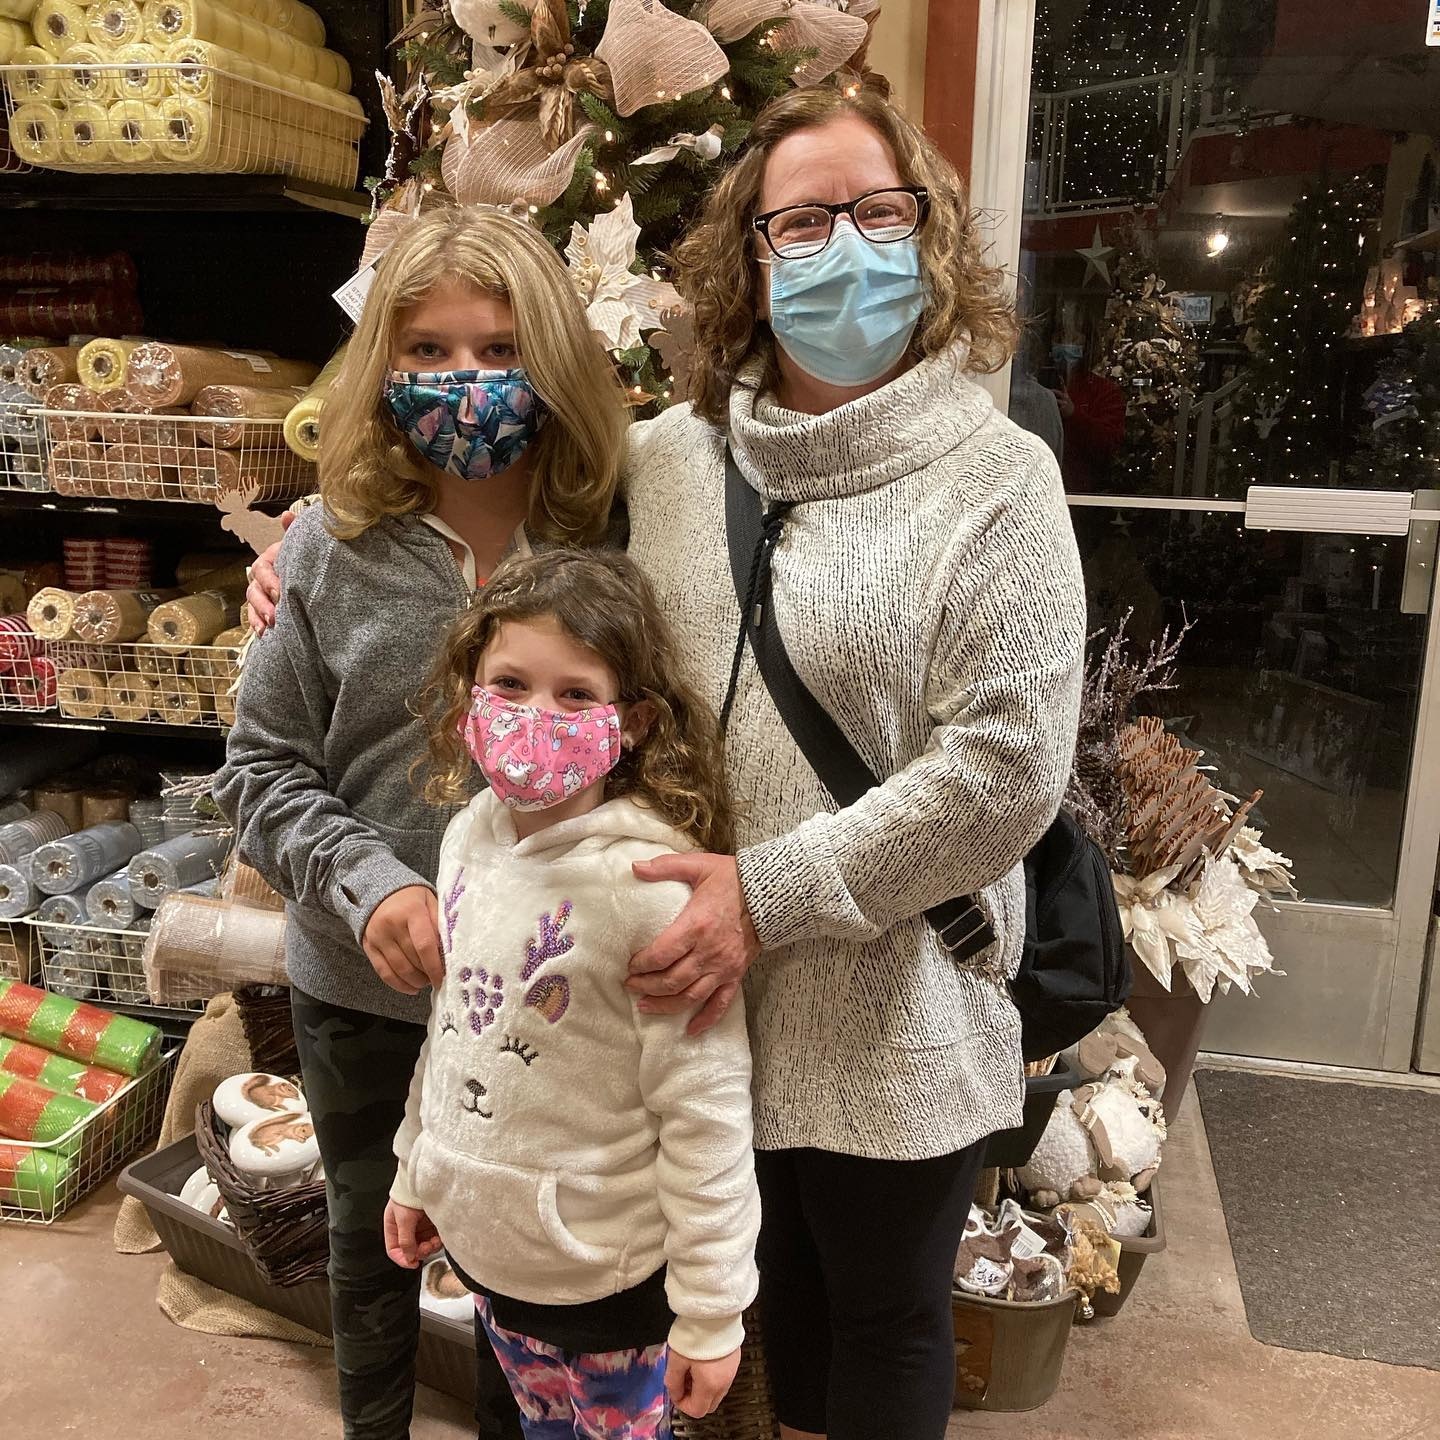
[966,1,1440,1071]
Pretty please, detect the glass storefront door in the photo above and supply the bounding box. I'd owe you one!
[998,0,1440,1071]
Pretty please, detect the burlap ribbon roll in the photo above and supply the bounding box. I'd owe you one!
[44,383,103,442]
[146,588,239,649]
[82,788,133,827]
[32,783,83,831]
[70,587,180,642]
[125,342,318,408]
[153,674,203,723]
[57,666,108,718]
[106,670,155,721]
[141,891,287,1004]
[101,442,163,499]
[192,383,304,448]
[48,441,110,496]
[20,346,82,391]
[26,587,76,641]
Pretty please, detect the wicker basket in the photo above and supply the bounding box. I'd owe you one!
[232,982,299,1075]
[672,1303,778,1440]
[194,1097,328,1287]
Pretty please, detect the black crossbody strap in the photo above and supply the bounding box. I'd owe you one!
[720,446,995,963]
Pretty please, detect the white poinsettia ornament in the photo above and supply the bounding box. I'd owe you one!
[1229,826,1298,902]
[564,193,682,351]
[1173,854,1280,1002]
[451,0,535,46]
[1112,867,1189,988]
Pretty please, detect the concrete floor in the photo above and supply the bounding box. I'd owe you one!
[2,1077,1437,1440]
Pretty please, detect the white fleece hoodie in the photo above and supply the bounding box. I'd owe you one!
[391,789,760,1360]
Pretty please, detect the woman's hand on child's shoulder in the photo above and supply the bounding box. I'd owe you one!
[383,1198,443,1269]
[666,1346,742,1419]
[245,512,295,635]
[363,885,445,994]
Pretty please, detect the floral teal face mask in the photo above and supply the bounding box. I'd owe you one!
[385,368,549,481]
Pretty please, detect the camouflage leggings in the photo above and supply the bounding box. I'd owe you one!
[292,987,523,1440]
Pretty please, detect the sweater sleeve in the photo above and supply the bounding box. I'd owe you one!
[210,537,432,948]
[623,864,760,1361]
[735,450,1086,949]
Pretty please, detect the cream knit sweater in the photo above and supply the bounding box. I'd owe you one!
[624,344,1087,1161]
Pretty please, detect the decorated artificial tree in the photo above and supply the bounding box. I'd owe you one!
[366,0,884,403]
[1230,175,1382,489]
[1347,307,1440,492]
[1097,239,1200,492]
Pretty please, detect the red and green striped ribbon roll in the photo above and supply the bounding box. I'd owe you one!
[0,1035,130,1102]
[0,980,161,1076]
[0,1072,98,1143]
[0,1141,69,1212]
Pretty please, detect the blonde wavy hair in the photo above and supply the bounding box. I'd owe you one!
[420,550,735,854]
[671,85,1019,424]
[321,205,628,543]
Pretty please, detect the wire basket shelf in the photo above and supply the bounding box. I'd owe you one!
[0,1045,176,1223]
[1,62,362,188]
[39,409,313,504]
[0,919,41,984]
[0,394,47,492]
[30,916,202,1014]
[0,619,57,713]
[50,637,240,727]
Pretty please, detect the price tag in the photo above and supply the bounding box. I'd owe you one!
[222,350,274,373]
[332,260,379,323]
[1430,0,1440,44]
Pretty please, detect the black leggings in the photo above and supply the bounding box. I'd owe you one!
[755,1140,987,1439]
[292,987,522,1440]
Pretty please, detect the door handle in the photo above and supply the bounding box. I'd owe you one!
[1402,490,1440,616]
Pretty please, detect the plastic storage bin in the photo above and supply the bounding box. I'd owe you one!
[119,1133,475,1404]
[952,1287,1078,1412]
[983,1056,1075,1169]
[1090,1177,1165,1318]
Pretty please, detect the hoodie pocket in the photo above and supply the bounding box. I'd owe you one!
[538,1172,624,1268]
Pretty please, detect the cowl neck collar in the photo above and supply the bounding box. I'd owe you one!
[726,341,994,503]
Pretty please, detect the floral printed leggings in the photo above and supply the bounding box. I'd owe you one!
[476,1296,671,1440]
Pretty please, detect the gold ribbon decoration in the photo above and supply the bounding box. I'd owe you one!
[594,0,730,118]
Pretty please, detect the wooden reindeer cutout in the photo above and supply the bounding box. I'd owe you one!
[216,483,287,556]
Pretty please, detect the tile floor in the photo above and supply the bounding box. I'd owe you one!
[1,1078,1436,1440]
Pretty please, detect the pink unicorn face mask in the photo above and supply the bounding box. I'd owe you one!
[461,687,623,811]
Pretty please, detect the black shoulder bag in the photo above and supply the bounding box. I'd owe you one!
[719,449,1129,1062]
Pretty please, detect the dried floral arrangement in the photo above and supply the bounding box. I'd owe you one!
[1069,616,1296,1002]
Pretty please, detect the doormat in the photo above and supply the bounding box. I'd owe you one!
[1195,1068,1440,1371]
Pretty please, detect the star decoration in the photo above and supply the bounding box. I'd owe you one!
[1076,225,1119,288]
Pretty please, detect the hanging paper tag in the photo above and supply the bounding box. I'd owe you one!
[222,351,274,373]
[332,260,379,323]
[1430,0,1440,44]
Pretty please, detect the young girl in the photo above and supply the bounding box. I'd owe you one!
[214,206,629,1440]
[384,549,759,1436]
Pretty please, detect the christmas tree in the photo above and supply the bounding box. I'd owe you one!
[1097,239,1200,492]
[1347,307,1440,492]
[371,0,883,404]
[1229,176,1382,490]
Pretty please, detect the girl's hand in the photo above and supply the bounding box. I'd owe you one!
[245,512,296,635]
[363,885,444,994]
[626,854,759,1036]
[384,1198,443,1268]
[666,1346,741,1419]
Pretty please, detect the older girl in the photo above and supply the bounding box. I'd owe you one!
[214,206,627,1440]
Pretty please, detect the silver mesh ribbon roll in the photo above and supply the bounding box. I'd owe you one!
[128,831,230,909]
[86,869,139,928]
[49,949,99,1001]
[128,798,165,845]
[32,821,144,896]
[0,801,30,825]
[0,856,38,919]
[0,809,70,867]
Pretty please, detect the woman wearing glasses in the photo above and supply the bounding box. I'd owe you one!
[620,85,1086,1439]
[245,82,1085,1440]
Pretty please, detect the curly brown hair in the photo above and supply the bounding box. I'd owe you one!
[419,550,734,853]
[670,84,1019,425]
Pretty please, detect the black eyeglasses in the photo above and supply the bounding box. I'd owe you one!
[752,186,930,259]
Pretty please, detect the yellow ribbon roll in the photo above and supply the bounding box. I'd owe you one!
[57,42,115,104]
[26,586,75,640]
[156,91,210,163]
[107,97,158,161]
[58,99,111,161]
[32,0,82,54]
[114,41,164,100]
[8,100,62,163]
[0,0,39,22]
[7,44,59,99]
[87,0,143,48]
[77,338,135,391]
[227,0,323,47]
[105,671,155,722]
[0,16,30,63]
[56,667,107,719]
[143,0,247,57]
[281,343,343,463]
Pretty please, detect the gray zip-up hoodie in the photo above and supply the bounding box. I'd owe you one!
[213,505,473,1024]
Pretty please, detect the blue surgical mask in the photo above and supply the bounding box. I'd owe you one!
[384,368,548,481]
[767,221,926,386]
